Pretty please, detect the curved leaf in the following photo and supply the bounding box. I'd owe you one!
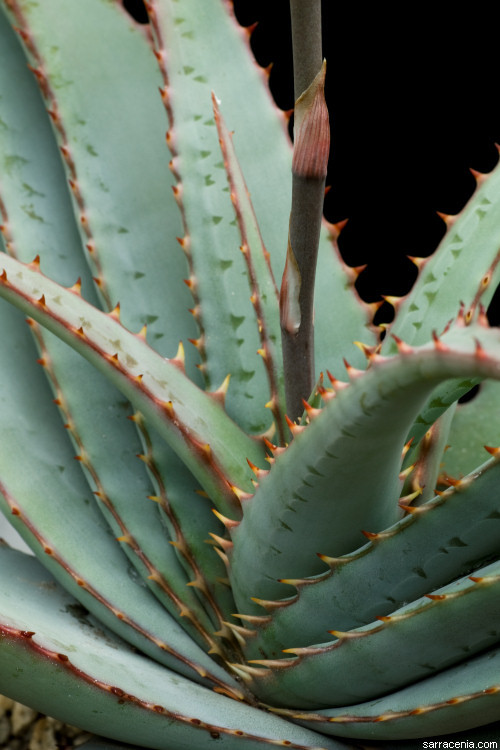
[0,252,265,517]
[229,321,500,611]
[0,544,347,750]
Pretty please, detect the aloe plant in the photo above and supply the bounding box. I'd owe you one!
[0,1,500,748]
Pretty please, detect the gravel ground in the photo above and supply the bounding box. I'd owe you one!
[0,696,92,750]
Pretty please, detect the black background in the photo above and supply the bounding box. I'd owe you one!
[124,0,500,325]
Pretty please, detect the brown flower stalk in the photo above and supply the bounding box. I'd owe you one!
[280,0,330,421]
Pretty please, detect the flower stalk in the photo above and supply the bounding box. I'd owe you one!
[280,0,330,421]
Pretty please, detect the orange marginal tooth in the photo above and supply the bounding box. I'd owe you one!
[484,445,500,456]
[361,530,380,541]
[60,144,71,161]
[210,374,230,406]
[278,577,310,587]
[475,338,488,359]
[109,302,121,321]
[469,576,484,583]
[441,474,461,487]
[272,445,287,458]
[161,400,174,419]
[222,620,256,641]
[302,398,315,414]
[382,294,402,308]
[301,398,317,416]
[137,324,148,340]
[398,487,423,507]
[287,419,306,436]
[351,263,366,278]
[212,508,240,531]
[170,341,186,372]
[439,317,454,337]
[37,294,47,308]
[374,712,401,722]
[343,358,352,374]
[398,463,415,481]
[376,615,392,623]
[230,484,252,502]
[232,613,272,626]
[327,629,357,639]
[407,255,426,269]
[281,645,319,656]
[246,458,268,481]
[250,596,290,612]
[455,301,466,326]
[317,385,335,401]
[426,594,446,601]
[326,370,348,390]
[188,336,202,350]
[436,211,455,226]
[353,340,375,361]
[29,255,41,269]
[343,360,364,379]
[470,167,487,185]
[116,534,133,546]
[246,458,260,476]
[228,663,269,681]
[332,218,348,237]
[392,334,412,354]
[209,532,234,553]
[263,438,277,455]
[245,20,258,37]
[160,84,169,104]
[247,657,294,669]
[431,330,448,351]
[69,277,82,295]
[75,326,85,337]
[392,334,413,354]
[317,553,346,567]
[478,304,488,327]
[213,546,230,568]
[401,437,414,459]
[399,503,422,515]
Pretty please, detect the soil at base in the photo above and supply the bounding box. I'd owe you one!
[0,696,92,750]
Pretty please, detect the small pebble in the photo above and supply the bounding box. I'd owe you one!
[0,695,91,750]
